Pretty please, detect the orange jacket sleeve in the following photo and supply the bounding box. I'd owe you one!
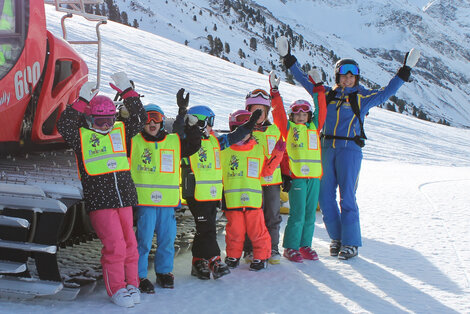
[270,89,288,140]
[260,139,285,177]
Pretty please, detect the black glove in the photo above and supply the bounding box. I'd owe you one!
[177,88,190,115]
[397,65,411,82]
[277,36,297,69]
[241,109,262,131]
[283,54,297,69]
[396,50,418,82]
[281,174,292,193]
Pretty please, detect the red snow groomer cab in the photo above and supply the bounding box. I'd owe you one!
[0,0,106,300]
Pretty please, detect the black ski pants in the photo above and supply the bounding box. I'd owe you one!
[187,198,221,259]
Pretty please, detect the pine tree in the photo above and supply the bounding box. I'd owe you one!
[249,37,257,51]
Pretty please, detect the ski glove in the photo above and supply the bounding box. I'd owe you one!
[242,109,263,131]
[276,36,297,69]
[177,88,190,115]
[79,82,98,103]
[269,71,280,91]
[397,48,420,82]
[308,67,322,85]
[405,48,420,68]
[281,174,292,193]
[185,114,198,127]
[110,72,139,99]
[116,102,130,119]
[73,81,98,112]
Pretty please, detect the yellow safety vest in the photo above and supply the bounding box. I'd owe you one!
[189,134,223,201]
[221,143,264,209]
[252,124,282,185]
[286,121,322,178]
[0,0,13,65]
[79,122,130,176]
[130,133,181,207]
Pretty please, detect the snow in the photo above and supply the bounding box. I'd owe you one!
[1,6,469,313]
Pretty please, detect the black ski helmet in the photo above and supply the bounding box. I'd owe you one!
[334,58,360,85]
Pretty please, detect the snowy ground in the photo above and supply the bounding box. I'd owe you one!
[1,6,470,313]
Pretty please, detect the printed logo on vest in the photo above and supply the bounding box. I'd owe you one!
[198,147,207,162]
[107,159,117,170]
[151,191,163,203]
[293,127,300,141]
[264,175,273,182]
[301,165,310,175]
[240,193,250,204]
[210,186,217,198]
[229,155,239,170]
[141,148,152,164]
[90,134,100,147]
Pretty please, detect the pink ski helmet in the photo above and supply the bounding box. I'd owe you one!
[245,88,271,109]
[85,95,116,116]
[229,109,252,131]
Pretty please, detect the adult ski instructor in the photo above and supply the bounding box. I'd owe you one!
[276,36,420,260]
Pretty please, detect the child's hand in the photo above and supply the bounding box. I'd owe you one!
[308,67,322,85]
[281,174,292,193]
[185,114,198,127]
[273,137,286,153]
[110,72,138,99]
[176,88,190,114]
[79,81,98,103]
[269,71,280,91]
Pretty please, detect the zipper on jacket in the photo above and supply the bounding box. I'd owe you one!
[114,172,123,207]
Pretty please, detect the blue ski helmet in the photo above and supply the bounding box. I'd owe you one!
[334,58,360,85]
[188,105,215,127]
[144,104,165,128]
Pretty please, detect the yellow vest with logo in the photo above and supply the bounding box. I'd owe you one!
[189,134,223,201]
[131,133,181,207]
[286,121,322,178]
[79,122,130,176]
[253,124,282,186]
[221,142,264,209]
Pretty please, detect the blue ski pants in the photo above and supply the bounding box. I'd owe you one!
[319,147,363,247]
[136,206,176,277]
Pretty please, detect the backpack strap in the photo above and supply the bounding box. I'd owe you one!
[322,90,367,147]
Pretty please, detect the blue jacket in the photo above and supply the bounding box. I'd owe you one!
[290,61,405,150]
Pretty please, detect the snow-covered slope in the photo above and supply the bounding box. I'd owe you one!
[2,5,468,313]
[109,0,470,128]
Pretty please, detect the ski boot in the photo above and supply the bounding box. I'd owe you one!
[338,245,358,260]
[249,259,268,271]
[208,256,231,279]
[191,258,211,280]
[330,240,341,257]
[156,273,174,289]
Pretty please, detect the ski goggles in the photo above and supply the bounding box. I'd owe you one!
[290,101,312,114]
[146,111,164,124]
[92,115,116,127]
[338,64,359,75]
[246,88,271,100]
[192,114,215,127]
[233,112,252,123]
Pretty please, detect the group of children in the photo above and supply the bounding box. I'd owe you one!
[57,36,420,308]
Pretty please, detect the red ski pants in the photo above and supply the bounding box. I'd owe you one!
[89,206,139,296]
[225,209,271,260]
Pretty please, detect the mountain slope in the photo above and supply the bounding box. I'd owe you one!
[108,0,470,128]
